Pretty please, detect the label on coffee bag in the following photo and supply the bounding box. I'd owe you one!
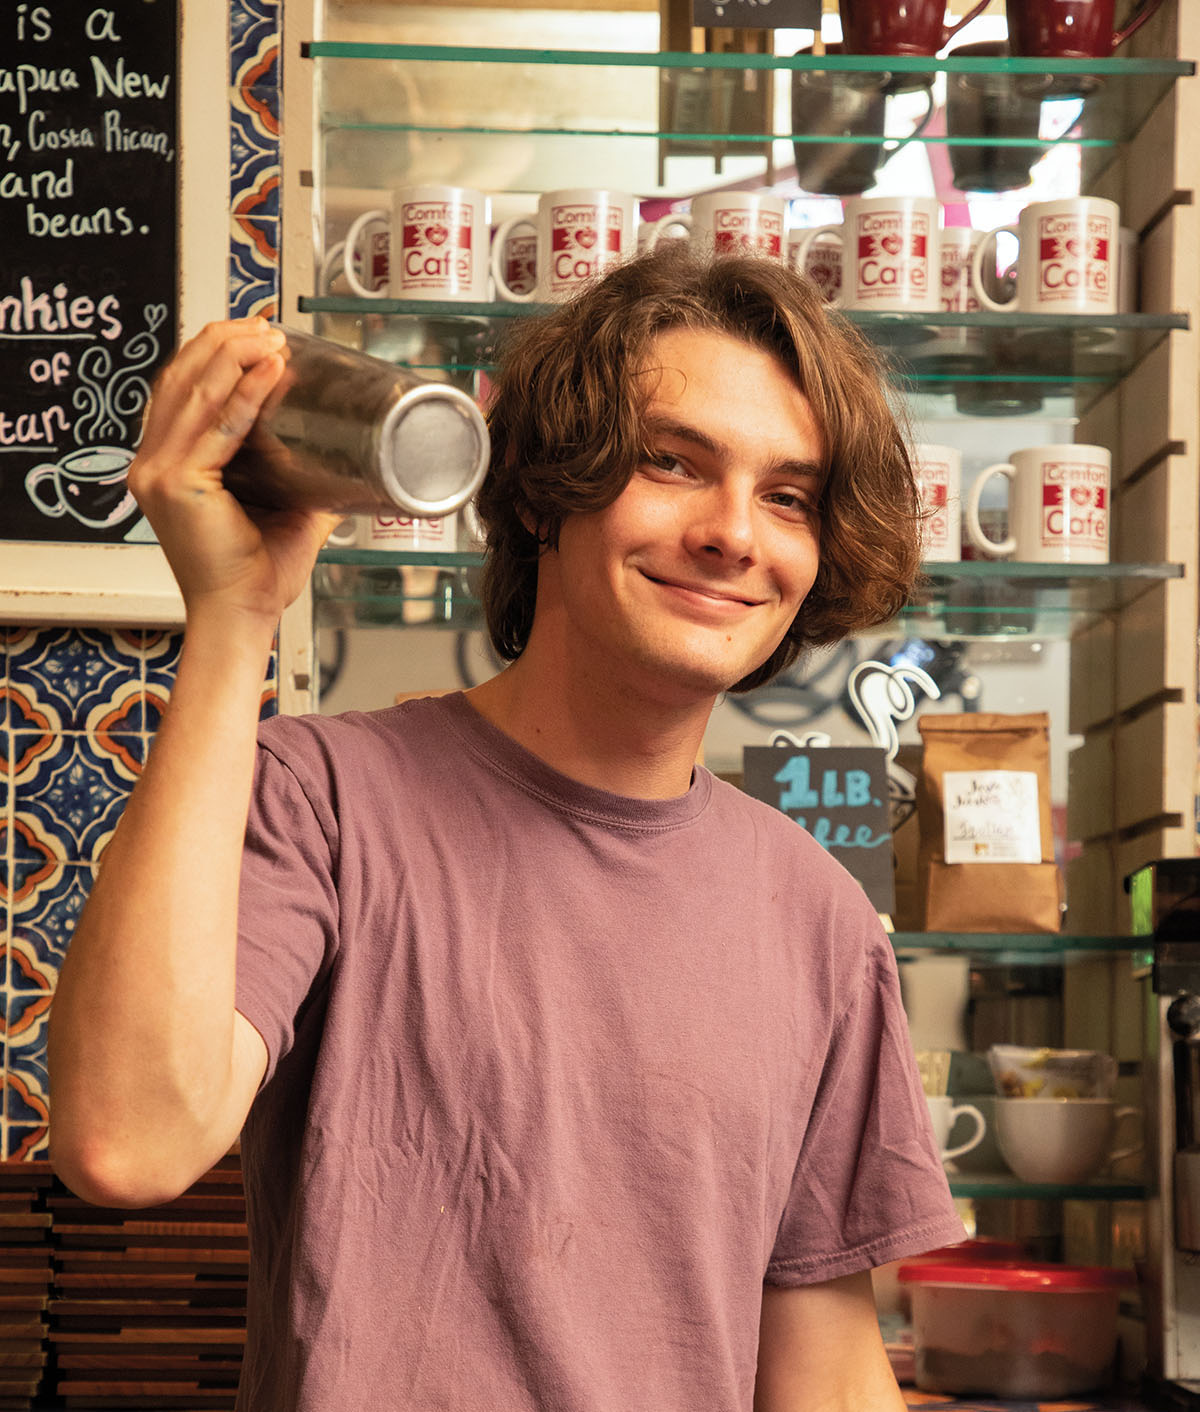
[943,769,1041,864]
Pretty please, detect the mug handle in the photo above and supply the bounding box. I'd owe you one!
[1110,1105,1144,1165]
[970,226,1019,312]
[489,215,538,303]
[1113,0,1164,47]
[880,83,934,159]
[343,207,389,300]
[944,0,991,42]
[25,463,66,517]
[645,211,693,252]
[790,223,845,305]
[965,462,1017,558]
[941,1102,986,1162]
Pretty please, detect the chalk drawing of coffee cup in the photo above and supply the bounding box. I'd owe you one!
[25,446,138,530]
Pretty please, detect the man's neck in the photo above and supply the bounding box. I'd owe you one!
[464,652,714,801]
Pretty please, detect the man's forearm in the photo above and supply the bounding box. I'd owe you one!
[48,610,273,1206]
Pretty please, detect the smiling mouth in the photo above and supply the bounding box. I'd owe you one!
[642,571,764,608]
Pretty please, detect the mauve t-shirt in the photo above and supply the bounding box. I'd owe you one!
[234,692,962,1410]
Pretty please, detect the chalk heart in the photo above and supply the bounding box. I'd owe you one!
[143,304,167,333]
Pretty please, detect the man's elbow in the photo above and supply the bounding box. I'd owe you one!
[49,1129,199,1210]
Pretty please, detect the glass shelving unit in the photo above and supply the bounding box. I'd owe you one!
[313,551,1182,636]
[946,1173,1147,1201]
[299,300,1186,417]
[892,930,1143,966]
[306,45,1193,201]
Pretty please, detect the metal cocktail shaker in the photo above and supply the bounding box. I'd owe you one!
[222,327,490,517]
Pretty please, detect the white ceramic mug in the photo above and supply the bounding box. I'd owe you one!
[787,229,843,302]
[791,196,940,311]
[970,196,1120,314]
[345,185,490,301]
[966,443,1111,564]
[913,443,963,563]
[327,512,458,552]
[938,227,984,312]
[490,220,538,302]
[925,1094,987,1164]
[996,1097,1141,1185]
[645,190,786,260]
[491,188,636,303]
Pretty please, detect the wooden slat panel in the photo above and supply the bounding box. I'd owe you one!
[1069,616,1116,732]
[1113,700,1193,832]
[1065,840,1121,933]
[1117,338,1180,474]
[1068,731,1115,842]
[1114,459,1179,564]
[1116,578,1197,711]
[1075,382,1120,466]
[1120,86,1180,235]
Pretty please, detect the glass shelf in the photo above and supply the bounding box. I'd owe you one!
[901,561,1182,639]
[313,554,1180,638]
[309,44,1191,201]
[892,931,1141,966]
[313,556,483,630]
[308,42,1191,146]
[299,302,1186,415]
[946,1173,1147,1201]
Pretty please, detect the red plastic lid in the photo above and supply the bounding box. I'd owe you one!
[897,1259,1136,1290]
[917,1239,1028,1262]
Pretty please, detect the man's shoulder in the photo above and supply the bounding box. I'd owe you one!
[255,694,457,774]
[705,770,873,894]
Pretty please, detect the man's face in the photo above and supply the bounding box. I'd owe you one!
[535,326,824,706]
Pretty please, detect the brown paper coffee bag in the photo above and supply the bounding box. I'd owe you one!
[917,712,1061,933]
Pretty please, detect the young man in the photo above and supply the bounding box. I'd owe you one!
[49,247,964,1410]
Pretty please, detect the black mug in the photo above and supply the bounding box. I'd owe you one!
[946,41,1045,193]
[790,45,933,197]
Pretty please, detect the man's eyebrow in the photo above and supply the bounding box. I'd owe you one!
[644,416,825,481]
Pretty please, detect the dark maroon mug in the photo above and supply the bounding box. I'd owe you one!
[839,0,990,58]
[1006,0,1165,59]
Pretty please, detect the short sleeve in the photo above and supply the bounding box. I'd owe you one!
[765,934,965,1285]
[235,741,340,1086]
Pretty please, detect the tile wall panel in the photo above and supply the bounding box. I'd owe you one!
[0,0,283,1161]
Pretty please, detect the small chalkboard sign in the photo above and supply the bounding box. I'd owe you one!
[1,0,178,544]
[691,0,821,30]
[743,744,896,912]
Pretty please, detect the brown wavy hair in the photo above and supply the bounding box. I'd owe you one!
[476,242,920,693]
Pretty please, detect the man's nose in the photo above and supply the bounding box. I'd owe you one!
[681,482,757,563]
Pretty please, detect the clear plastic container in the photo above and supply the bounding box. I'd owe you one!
[897,1259,1135,1399]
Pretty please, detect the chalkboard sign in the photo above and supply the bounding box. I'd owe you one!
[691,0,821,30]
[1,0,178,543]
[743,744,896,913]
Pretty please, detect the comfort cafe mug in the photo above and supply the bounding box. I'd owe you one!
[344,185,490,302]
[790,196,940,312]
[970,197,1120,315]
[645,190,786,260]
[491,188,636,303]
[966,443,1111,564]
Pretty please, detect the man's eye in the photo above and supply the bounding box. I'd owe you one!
[649,454,688,476]
[770,491,817,516]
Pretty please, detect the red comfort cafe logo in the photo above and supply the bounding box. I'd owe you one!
[855,212,928,294]
[1040,461,1108,547]
[550,205,623,284]
[401,201,474,285]
[712,208,783,257]
[1037,215,1111,299]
